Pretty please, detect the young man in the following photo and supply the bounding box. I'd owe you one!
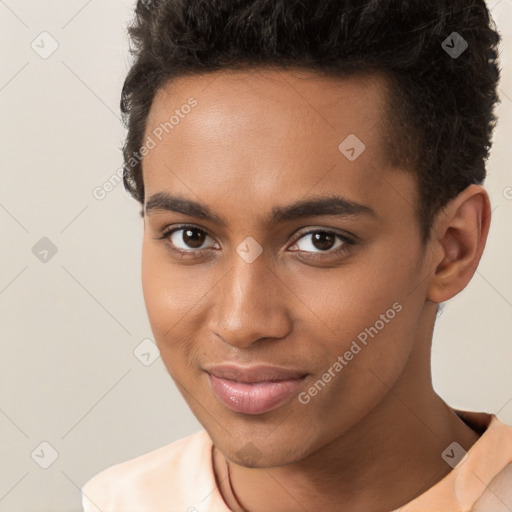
[82,0,512,510]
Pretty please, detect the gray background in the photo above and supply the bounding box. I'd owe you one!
[1,1,511,511]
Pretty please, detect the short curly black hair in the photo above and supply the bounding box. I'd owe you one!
[121,0,501,242]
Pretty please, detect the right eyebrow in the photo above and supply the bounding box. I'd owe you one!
[144,192,228,226]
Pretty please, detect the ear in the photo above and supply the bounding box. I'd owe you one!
[427,185,491,303]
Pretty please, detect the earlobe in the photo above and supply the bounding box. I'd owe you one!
[427,185,491,304]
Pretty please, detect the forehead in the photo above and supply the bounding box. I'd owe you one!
[145,67,390,153]
[142,68,414,225]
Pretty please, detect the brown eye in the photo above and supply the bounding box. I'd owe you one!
[167,227,215,251]
[182,228,205,248]
[311,232,336,251]
[291,230,348,254]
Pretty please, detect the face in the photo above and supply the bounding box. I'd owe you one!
[141,68,433,467]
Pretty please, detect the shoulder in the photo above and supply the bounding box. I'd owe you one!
[468,413,512,511]
[81,430,213,512]
[471,462,512,511]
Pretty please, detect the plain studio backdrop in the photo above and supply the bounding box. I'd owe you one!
[0,1,511,511]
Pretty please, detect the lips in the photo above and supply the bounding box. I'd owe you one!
[205,364,308,415]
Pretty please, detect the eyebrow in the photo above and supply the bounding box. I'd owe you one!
[144,192,376,225]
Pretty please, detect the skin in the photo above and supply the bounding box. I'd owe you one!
[140,68,490,511]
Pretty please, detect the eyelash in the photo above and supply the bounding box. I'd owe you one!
[156,224,356,261]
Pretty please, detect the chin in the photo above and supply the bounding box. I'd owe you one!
[211,425,315,468]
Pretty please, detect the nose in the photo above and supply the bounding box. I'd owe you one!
[208,250,292,349]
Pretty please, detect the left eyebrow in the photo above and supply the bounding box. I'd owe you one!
[144,192,227,225]
[269,195,376,223]
[144,192,376,225]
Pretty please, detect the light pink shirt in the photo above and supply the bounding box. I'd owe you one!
[82,410,512,511]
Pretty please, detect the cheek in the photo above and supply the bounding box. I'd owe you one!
[141,241,194,346]
[141,253,193,383]
[141,248,171,336]
[292,259,408,333]
[140,240,219,373]
[289,270,420,437]
[292,243,423,375]
[141,240,197,328]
